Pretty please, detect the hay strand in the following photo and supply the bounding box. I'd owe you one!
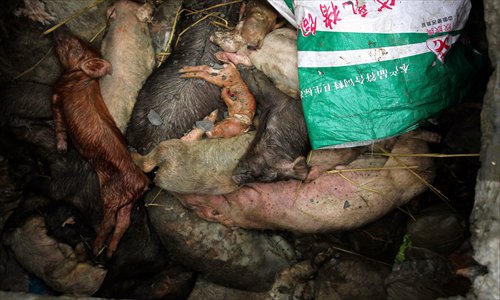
[156,4,183,67]
[13,46,53,81]
[43,0,106,35]
[375,144,450,203]
[371,153,480,158]
[337,173,383,195]
[89,24,106,43]
[329,245,393,267]
[326,165,419,174]
[185,0,243,16]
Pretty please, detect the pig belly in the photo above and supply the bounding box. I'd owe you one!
[176,134,435,232]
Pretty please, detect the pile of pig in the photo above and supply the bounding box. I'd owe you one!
[0,0,438,298]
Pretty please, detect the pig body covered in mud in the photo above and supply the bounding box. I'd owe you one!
[51,28,148,257]
[99,0,155,133]
[3,197,106,296]
[215,28,299,99]
[132,132,255,195]
[209,0,283,52]
[126,0,240,154]
[176,130,438,232]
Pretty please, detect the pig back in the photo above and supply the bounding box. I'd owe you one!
[126,0,240,154]
[99,0,155,133]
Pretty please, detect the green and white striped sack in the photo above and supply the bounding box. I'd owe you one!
[268,0,478,149]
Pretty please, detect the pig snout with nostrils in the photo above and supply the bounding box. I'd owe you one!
[100,0,155,133]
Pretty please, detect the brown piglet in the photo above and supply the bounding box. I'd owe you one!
[51,27,149,257]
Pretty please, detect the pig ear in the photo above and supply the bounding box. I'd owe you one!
[273,19,287,30]
[288,156,309,180]
[136,3,153,22]
[106,6,116,20]
[232,172,254,185]
[80,58,112,78]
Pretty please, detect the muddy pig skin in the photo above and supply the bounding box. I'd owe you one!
[0,82,53,125]
[146,188,296,292]
[176,130,438,232]
[238,0,282,49]
[100,0,155,133]
[96,203,195,300]
[3,198,107,296]
[216,28,299,99]
[52,28,149,257]
[4,119,104,231]
[126,0,240,154]
[232,66,310,185]
[209,0,282,52]
[133,132,255,195]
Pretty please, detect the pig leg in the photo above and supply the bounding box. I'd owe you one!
[180,64,256,139]
[179,64,240,88]
[180,109,218,142]
[51,94,68,153]
[206,88,253,138]
[131,150,159,173]
[215,51,252,66]
[106,202,133,257]
[93,176,123,257]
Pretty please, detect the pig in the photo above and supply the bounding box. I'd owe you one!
[3,197,107,296]
[51,27,149,257]
[175,130,438,232]
[315,254,391,300]
[145,187,296,292]
[132,117,255,194]
[99,0,155,133]
[215,27,300,99]
[0,82,53,124]
[237,0,283,49]
[0,0,111,84]
[4,118,104,230]
[126,0,240,154]
[209,0,284,51]
[179,62,256,138]
[96,202,195,300]
[231,66,310,185]
[148,0,183,66]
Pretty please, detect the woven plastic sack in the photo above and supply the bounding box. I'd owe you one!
[268,0,478,149]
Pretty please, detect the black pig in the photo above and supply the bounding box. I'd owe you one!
[233,66,310,184]
[126,0,240,153]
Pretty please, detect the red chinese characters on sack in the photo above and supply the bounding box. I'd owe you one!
[320,2,342,29]
[300,12,318,36]
[375,0,396,12]
[342,0,368,17]
[426,35,451,63]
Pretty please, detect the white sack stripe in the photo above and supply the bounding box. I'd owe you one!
[297,34,461,68]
